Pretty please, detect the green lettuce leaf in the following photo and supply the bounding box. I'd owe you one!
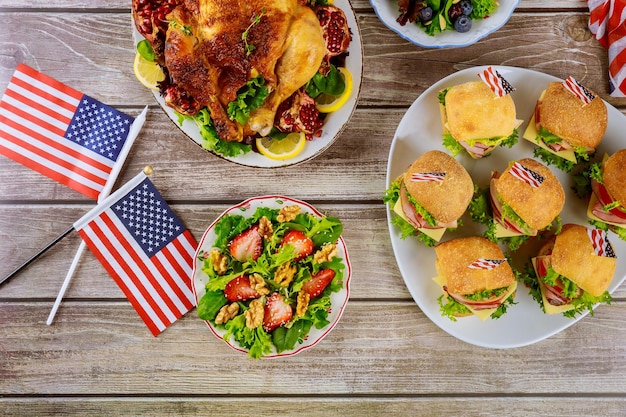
[227,76,269,125]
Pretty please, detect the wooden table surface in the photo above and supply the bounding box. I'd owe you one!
[2,1,626,415]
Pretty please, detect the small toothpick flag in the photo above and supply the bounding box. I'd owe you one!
[410,172,446,183]
[0,63,141,200]
[74,171,198,336]
[509,162,545,188]
[478,67,515,97]
[563,76,596,105]
[468,259,506,270]
[587,227,616,258]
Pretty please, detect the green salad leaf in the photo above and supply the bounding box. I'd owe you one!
[176,108,251,157]
[227,76,269,125]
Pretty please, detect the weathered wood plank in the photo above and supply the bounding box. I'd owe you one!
[1,397,625,417]
[1,301,626,395]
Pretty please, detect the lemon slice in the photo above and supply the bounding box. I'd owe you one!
[316,67,353,113]
[256,131,306,160]
[133,52,165,90]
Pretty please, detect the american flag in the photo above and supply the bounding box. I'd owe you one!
[509,161,545,188]
[74,172,198,336]
[588,0,626,97]
[563,76,596,105]
[0,63,136,200]
[586,227,617,258]
[477,67,515,97]
[468,258,506,270]
[410,172,446,183]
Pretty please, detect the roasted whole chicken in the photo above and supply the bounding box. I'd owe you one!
[132,0,351,144]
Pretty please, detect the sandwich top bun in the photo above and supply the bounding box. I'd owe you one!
[434,236,515,295]
[494,158,565,230]
[602,149,626,206]
[444,81,517,142]
[536,81,607,149]
[550,224,617,297]
[403,150,473,224]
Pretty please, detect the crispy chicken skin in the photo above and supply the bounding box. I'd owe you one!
[163,0,325,142]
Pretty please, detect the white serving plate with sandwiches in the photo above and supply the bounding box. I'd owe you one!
[386,65,626,348]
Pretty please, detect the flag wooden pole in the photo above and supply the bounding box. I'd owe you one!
[45,107,149,325]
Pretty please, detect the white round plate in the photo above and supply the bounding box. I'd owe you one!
[386,65,626,348]
[192,195,352,357]
[370,0,519,48]
[132,0,363,168]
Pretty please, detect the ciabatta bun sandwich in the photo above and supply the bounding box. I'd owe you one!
[529,224,616,317]
[383,150,473,246]
[586,149,626,242]
[434,236,517,321]
[439,81,521,159]
[523,81,608,172]
[470,158,565,251]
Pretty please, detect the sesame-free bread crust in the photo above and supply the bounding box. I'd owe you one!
[434,236,515,295]
[494,158,565,230]
[536,82,607,149]
[551,224,617,297]
[603,149,626,206]
[444,81,517,142]
[403,150,473,224]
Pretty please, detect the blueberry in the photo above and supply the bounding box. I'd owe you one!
[418,6,433,22]
[454,15,472,33]
[460,0,473,16]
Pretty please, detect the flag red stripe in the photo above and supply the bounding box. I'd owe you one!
[0,111,110,185]
[0,98,67,138]
[0,132,100,199]
[0,102,111,176]
[9,75,78,116]
[99,212,176,328]
[77,226,162,336]
[3,87,73,126]
[169,232,196,299]
[16,63,83,101]
[151,245,194,313]
[179,230,196,269]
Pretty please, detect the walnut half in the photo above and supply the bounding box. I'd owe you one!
[215,303,239,325]
[277,205,301,222]
[296,291,310,317]
[209,249,229,275]
[258,216,273,240]
[245,298,265,329]
[274,262,297,287]
[249,273,270,296]
[313,243,338,264]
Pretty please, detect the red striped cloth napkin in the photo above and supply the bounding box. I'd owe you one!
[588,0,626,97]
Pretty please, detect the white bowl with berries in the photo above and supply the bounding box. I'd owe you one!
[371,0,519,48]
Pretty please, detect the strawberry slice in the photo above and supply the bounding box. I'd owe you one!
[281,230,314,261]
[229,225,262,262]
[302,268,336,299]
[224,276,260,302]
[263,293,293,332]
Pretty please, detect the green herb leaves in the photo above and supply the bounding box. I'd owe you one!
[242,8,266,56]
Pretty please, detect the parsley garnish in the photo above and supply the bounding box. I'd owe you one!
[243,8,265,56]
